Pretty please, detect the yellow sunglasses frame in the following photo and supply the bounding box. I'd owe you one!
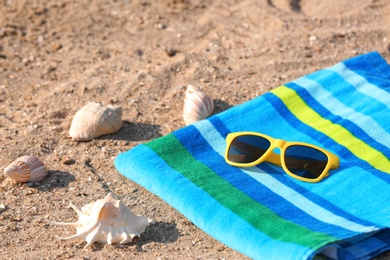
[225,132,340,183]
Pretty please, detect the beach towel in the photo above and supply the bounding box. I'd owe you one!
[114,51,390,260]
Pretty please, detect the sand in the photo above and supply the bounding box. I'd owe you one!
[1,0,390,259]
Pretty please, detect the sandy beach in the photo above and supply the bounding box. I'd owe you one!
[1,0,390,259]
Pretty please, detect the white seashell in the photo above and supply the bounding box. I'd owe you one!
[4,155,48,183]
[52,192,153,248]
[183,85,214,126]
[69,102,123,141]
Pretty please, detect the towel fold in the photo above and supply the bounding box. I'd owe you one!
[115,51,390,259]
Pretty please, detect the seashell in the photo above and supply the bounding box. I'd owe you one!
[69,102,123,141]
[183,85,214,126]
[51,192,153,248]
[4,155,48,183]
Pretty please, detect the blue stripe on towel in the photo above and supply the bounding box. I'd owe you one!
[342,51,390,84]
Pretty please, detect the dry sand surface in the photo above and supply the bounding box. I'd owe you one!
[1,0,390,259]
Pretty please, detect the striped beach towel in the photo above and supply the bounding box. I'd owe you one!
[114,51,390,259]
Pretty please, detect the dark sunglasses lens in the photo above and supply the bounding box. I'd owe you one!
[228,135,271,163]
[284,145,328,179]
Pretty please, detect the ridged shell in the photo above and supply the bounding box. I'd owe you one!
[52,192,153,248]
[69,102,123,141]
[4,155,48,183]
[183,85,214,126]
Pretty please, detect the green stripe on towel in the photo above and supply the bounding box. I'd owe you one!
[145,133,337,248]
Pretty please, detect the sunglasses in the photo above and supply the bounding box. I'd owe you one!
[225,132,340,182]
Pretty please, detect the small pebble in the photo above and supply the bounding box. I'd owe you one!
[63,157,76,165]
[165,47,177,57]
[49,42,62,53]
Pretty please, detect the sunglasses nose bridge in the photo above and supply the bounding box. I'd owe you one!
[273,139,286,149]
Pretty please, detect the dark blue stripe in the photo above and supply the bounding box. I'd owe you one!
[343,52,390,87]
[209,116,231,137]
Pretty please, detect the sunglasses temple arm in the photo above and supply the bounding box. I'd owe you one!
[330,154,340,169]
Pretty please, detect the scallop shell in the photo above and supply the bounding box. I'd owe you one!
[183,85,214,126]
[69,102,123,141]
[4,155,48,183]
[52,192,153,248]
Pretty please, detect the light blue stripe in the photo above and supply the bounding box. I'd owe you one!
[194,120,376,233]
[114,145,311,259]
[330,63,390,109]
[293,76,390,149]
